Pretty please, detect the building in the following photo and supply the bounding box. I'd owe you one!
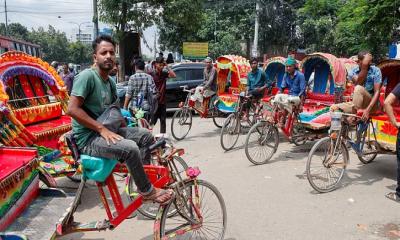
[75,33,92,45]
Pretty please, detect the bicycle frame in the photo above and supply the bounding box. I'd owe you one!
[56,164,171,235]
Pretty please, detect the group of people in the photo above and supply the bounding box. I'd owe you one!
[247,51,400,204]
[65,34,400,206]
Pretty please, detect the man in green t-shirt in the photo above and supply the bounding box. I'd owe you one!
[67,35,173,204]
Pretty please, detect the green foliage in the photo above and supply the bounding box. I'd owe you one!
[68,42,92,65]
[157,0,204,53]
[29,26,70,63]
[0,23,30,41]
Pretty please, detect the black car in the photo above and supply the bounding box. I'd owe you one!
[117,62,205,110]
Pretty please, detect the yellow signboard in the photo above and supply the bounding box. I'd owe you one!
[183,42,208,59]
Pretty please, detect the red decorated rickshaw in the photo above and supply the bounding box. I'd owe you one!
[214,55,251,112]
[371,59,400,152]
[0,51,74,178]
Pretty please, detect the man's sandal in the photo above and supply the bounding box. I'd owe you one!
[385,192,400,203]
[142,188,175,205]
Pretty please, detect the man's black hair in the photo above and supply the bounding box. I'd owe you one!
[155,56,165,64]
[92,35,116,54]
[135,59,145,70]
[357,50,370,61]
[250,57,258,63]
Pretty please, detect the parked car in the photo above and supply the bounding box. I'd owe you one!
[117,62,205,110]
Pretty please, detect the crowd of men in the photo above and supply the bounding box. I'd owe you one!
[58,34,400,205]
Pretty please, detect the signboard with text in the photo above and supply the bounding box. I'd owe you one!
[183,42,208,59]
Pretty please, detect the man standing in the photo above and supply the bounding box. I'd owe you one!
[151,57,176,136]
[124,59,157,121]
[274,57,306,114]
[61,63,74,95]
[67,35,172,204]
[331,51,382,121]
[384,83,400,203]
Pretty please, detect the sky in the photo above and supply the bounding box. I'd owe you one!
[0,0,157,56]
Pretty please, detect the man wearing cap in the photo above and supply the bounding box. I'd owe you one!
[192,57,217,103]
[273,57,306,119]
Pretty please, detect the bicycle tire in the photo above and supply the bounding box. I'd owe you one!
[220,113,241,151]
[357,140,379,164]
[306,137,348,193]
[212,108,227,128]
[156,180,227,240]
[245,121,279,165]
[127,156,189,219]
[171,108,192,141]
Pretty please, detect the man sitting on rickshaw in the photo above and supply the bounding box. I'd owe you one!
[242,58,270,119]
[330,51,382,122]
[191,57,217,109]
[273,57,306,126]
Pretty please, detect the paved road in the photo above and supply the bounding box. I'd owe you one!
[58,117,400,240]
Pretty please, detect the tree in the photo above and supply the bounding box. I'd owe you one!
[98,0,165,76]
[157,0,204,53]
[68,42,92,64]
[335,0,400,58]
[0,23,30,41]
[296,0,340,53]
[29,25,70,63]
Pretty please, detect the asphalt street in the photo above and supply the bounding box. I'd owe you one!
[57,116,400,240]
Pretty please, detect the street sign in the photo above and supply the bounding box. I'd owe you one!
[183,42,208,59]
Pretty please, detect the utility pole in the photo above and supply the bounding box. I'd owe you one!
[252,0,260,58]
[4,0,8,36]
[93,0,99,38]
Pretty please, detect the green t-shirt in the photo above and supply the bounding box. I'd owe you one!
[71,68,117,148]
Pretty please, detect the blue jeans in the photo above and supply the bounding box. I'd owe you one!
[82,127,154,194]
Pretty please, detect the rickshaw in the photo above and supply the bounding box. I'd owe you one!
[263,56,287,99]
[0,51,75,181]
[171,55,251,141]
[244,53,356,165]
[371,59,400,152]
[219,56,287,151]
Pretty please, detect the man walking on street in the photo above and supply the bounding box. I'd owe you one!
[151,57,176,137]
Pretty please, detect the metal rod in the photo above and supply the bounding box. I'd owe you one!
[5,0,8,36]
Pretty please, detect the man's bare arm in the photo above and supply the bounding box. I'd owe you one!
[384,93,400,127]
[67,96,122,145]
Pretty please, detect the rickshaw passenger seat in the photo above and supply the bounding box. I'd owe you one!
[80,155,118,182]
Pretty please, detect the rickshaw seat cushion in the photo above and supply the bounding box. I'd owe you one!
[307,92,335,102]
[80,155,118,182]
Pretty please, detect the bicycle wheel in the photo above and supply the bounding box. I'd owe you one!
[357,140,379,164]
[156,180,227,240]
[306,137,348,193]
[127,156,189,219]
[245,121,279,165]
[212,108,227,128]
[171,108,193,140]
[220,113,240,151]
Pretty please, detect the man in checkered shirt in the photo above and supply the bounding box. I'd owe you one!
[123,59,157,120]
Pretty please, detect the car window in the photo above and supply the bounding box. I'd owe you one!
[188,69,204,81]
[168,69,186,82]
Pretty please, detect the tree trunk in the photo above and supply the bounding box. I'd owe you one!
[118,1,128,82]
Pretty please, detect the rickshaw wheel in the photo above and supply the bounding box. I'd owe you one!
[171,108,193,141]
[357,140,379,164]
[245,121,279,165]
[220,113,240,151]
[292,125,307,146]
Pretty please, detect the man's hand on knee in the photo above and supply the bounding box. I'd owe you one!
[99,127,123,146]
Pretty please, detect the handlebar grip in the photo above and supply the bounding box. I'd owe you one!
[148,138,167,152]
